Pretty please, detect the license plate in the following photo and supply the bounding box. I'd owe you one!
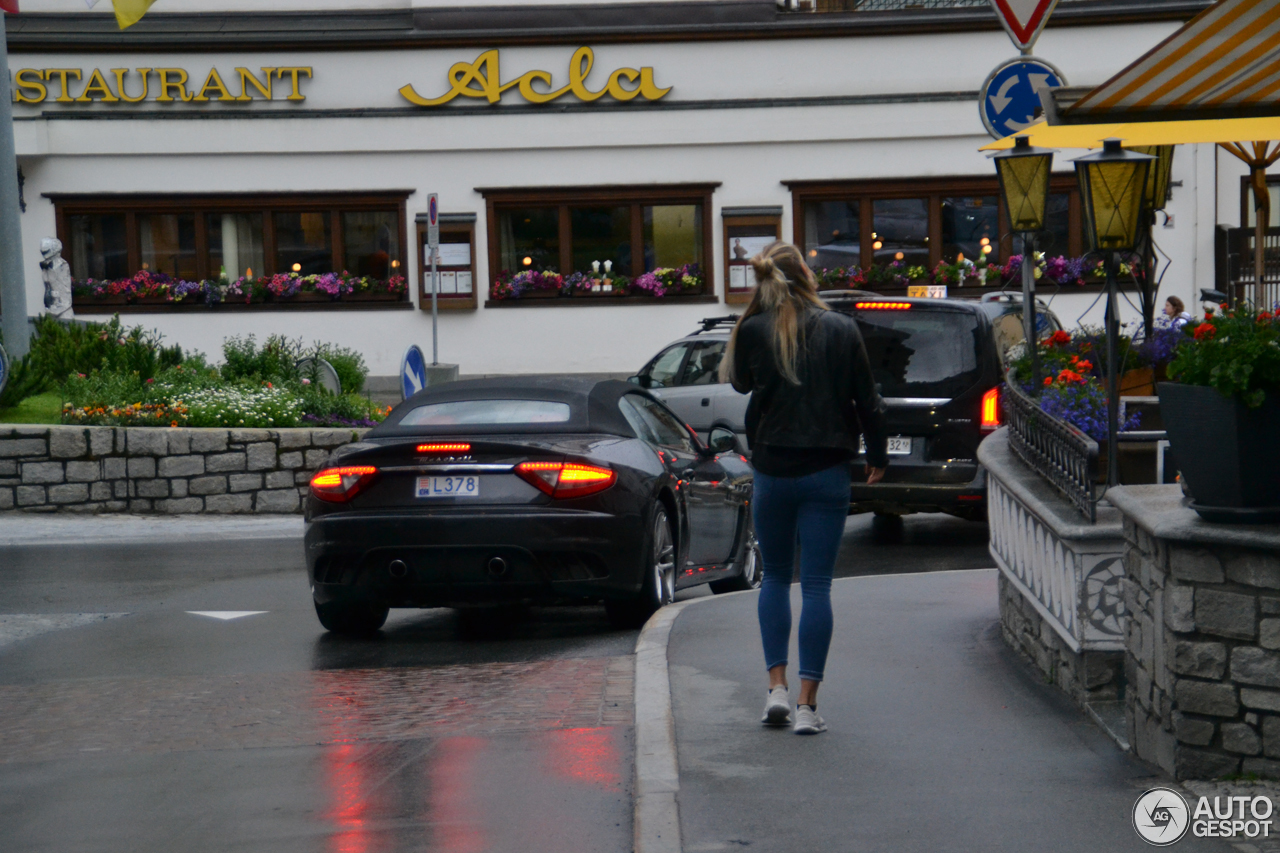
[415,475,480,498]
[859,436,913,456]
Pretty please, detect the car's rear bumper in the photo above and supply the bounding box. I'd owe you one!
[848,466,987,516]
[305,507,646,607]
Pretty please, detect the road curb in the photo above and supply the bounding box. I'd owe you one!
[633,592,750,853]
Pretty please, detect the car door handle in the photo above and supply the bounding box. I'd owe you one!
[701,398,710,406]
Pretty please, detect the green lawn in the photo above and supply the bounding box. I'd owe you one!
[0,392,64,425]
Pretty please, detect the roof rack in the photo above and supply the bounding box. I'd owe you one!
[694,315,740,333]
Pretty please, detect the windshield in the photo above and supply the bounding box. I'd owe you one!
[398,399,572,426]
[855,309,982,398]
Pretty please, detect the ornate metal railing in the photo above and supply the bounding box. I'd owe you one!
[1002,370,1099,523]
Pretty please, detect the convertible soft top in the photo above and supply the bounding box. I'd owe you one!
[366,375,649,437]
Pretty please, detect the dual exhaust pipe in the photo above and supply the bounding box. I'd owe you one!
[386,556,509,579]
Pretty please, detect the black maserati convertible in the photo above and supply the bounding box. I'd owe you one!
[304,376,759,634]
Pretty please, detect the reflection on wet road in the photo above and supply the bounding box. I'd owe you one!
[0,539,634,853]
[0,510,990,852]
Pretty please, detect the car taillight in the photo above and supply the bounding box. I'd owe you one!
[855,301,911,310]
[417,443,471,454]
[515,461,617,499]
[310,465,378,502]
[981,387,1001,432]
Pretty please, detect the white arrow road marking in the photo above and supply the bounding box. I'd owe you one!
[988,76,1019,114]
[186,611,269,621]
[404,363,424,394]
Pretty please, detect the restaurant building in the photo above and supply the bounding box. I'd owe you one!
[7,0,1240,380]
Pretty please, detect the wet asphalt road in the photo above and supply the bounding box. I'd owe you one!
[0,511,991,852]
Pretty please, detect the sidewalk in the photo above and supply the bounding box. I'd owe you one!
[0,512,302,547]
[663,569,1238,853]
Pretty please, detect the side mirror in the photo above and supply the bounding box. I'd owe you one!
[627,375,643,386]
[707,427,739,455]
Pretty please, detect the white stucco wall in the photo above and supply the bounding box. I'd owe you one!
[10,17,1226,376]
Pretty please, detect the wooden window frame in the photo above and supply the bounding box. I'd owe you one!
[722,206,782,306]
[785,175,1084,272]
[417,213,478,311]
[49,191,411,283]
[479,183,719,307]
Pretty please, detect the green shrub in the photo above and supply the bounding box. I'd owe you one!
[309,343,368,394]
[0,315,181,408]
[220,334,302,385]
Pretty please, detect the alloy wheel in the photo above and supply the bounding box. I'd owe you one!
[740,535,762,589]
[652,509,676,606]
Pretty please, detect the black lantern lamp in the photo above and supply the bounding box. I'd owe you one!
[1131,144,1176,338]
[991,135,1055,390]
[1073,138,1155,487]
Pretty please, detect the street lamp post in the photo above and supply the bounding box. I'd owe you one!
[1072,138,1154,488]
[1130,144,1175,339]
[991,135,1054,390]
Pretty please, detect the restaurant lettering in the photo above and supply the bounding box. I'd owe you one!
[12,66,313,104]
[399,47,670,107]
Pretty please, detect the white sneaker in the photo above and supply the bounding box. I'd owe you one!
[794,705,827,735]
[761,686,791,726]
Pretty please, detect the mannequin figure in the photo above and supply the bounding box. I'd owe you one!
[39,237,73,320]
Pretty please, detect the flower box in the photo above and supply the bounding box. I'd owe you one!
[346,291,403,302]
[1158,382,1280,522]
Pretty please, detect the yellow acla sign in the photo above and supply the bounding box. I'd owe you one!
[400,47,670,106]
[12,66,312,104]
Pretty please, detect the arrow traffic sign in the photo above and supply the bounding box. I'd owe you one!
[979,57,1065,140]
[988,0,1060,53]
[401,344,428,400]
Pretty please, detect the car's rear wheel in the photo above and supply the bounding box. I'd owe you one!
[606,503,675,628]
[710,529,761,594]
[314,598,389,636]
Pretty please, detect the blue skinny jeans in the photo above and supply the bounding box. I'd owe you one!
[753,463,850,683]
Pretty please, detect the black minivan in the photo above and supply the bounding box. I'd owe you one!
[824,291,1060,522]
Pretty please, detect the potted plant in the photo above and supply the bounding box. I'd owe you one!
[1157,303,1280,522]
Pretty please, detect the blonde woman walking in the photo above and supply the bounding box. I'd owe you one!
[721,241,888,734]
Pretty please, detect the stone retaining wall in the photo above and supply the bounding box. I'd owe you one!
[980,430,1127,708]
[0,426,367,514]
[1113,486,1280,781]
[998,572,1126,705]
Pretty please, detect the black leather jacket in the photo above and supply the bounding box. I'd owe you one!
[730,307,889,468]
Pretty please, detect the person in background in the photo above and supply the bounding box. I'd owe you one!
[720,240,888,736]
[1164,296,1193,330]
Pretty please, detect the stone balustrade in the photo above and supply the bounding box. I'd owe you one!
[1111,485,1280,781]
[0,425,366,514]
[980,429,1126,706]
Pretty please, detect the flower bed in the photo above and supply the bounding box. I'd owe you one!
[490,264,704,301]
[0,315,389,430]
[72,270,409,309]
[811,252,1144,293]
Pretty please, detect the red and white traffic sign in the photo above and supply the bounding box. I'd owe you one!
[988,0,1060,52]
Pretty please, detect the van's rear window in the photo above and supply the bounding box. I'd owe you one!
[855,309,982,398]
[399,400,572,426]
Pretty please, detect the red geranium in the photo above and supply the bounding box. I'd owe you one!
[1048,330,1072,347]
[1193,322,1216,341]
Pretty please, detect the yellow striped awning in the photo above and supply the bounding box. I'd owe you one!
[980,116,1280,149]
[1064,0,1280,123]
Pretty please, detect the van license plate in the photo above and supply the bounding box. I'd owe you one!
[860,436,913,455]
[415,475,480,498]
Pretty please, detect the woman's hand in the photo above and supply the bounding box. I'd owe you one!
[865,465,886,485]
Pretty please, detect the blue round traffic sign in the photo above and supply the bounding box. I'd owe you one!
[401,344,428,401]
[980,57,1066,140]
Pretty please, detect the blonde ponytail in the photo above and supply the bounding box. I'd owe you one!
[720,241,828,386]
